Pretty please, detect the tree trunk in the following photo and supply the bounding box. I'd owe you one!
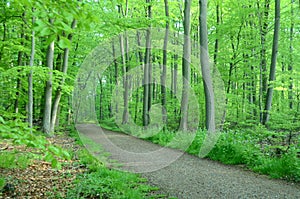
[258,0,270,123]
[28,10,35,132]
[213,3,220,66]
[112,40,119,116]
[161,0,169,129]
[15,12,25,114]
[179,0,191,131]
[200,0,215,131]
[42,39,54,135]
[119,33,129,124]
[288,0,294,109]
[262,0,280,125]
[50,19,76,132]
[143,0,152,127]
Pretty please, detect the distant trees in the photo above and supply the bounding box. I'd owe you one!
[1,0,299,134]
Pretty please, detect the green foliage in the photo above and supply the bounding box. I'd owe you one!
[253,149,300,181]
[146,131,175,146]
[77,149,104,172]
[67,169,156,199]
[0,151,31,169]
[0,177,5,190]
[0,117,70,169]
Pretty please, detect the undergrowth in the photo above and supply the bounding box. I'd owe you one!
[0,116,71,169]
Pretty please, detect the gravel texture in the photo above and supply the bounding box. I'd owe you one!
[76,124,300,199]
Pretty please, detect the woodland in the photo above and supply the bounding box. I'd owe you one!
[0,0,300,197]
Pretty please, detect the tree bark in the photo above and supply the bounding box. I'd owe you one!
[213,3,220,66]
[112,40,119,116]
[50,19,77,132]
[161,0,169,129]
[200,0,215,131]
[15,12,25,114]
[28,9,35,132]
[143,0,152,127]
[179,0,191,131]
[42,40,54,135]
[288,0,294,109]
[262,0,280,125]
[258,0,270,123]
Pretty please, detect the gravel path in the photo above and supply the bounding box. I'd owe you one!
[76,124,300,199]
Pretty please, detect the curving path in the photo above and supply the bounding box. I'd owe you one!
[76,124,300,199]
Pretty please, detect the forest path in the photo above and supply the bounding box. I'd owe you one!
[76,124,300,199]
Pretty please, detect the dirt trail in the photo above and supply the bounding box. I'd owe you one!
[76,124,300,199]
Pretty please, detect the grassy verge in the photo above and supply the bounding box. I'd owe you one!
[99,120,300,182]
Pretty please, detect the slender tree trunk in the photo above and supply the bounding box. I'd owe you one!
[42,39,54,135]
[200,0,215,131]
[112,40,119,116]
[28,9,35,132]
[262,0,280,125]
[15,12,25,114]
[258,0,270,123]
[161,0,169,129]
[288,0,294,109]
[99,75,104,120]
[213,3,220,66]
[119,33,129,124]
[179,0,191,131]
[50,19,76,132]
[173,53,178,98]
[143,0,152,127]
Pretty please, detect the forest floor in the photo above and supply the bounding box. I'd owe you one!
[76,124,300,199]
[0,136,87,198]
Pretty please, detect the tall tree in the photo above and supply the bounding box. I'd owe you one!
[199,0,215,131]
[42,17,55,135]
[50,19,77,132]
[288,0,295,109]
[143,0,152,127]
[262,0,280,125]
[42,38,54,135]
[179,0,191,131]
[161,0,169,129]
[258,0,270,123]
[28,8,35,132]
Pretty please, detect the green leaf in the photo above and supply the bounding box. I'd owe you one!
[0,116,5,124]
[40,28,52,37]
[45,152,53,162]
[48,145,60,155]
[62,150,71,160]
[58,37,71,49]
[51,158,61,169]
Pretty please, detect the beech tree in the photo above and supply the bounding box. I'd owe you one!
[262,0,280,125]
[179,0,191,131]
[199,0,215,131]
